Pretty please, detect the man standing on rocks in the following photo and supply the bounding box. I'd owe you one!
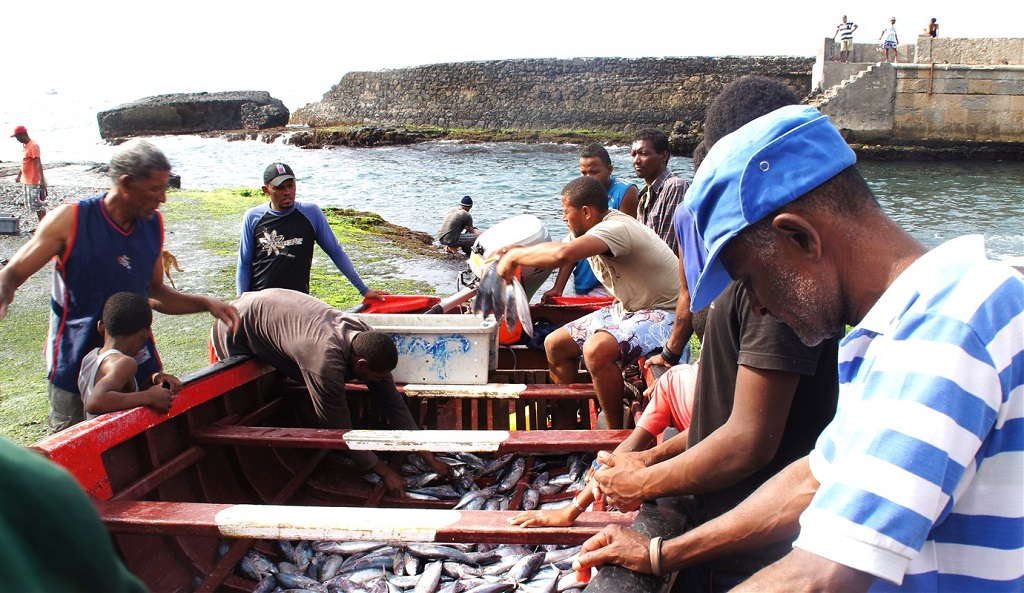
[0,139,240,432]
[632,129,688,255]
[236,162,387,300]
[11,126,47,221]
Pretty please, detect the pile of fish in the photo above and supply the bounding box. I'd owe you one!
[224,452,601,591]
[228,540,592,593]
[471,263,533,337]
[388,452,595,512]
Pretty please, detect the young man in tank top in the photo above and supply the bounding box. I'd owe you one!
[79,292,181,418]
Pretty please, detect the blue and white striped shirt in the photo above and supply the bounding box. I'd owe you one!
[794,235,1023,591]
[837,21,856,41]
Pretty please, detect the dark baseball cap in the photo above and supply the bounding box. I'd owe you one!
[263,163,295,187]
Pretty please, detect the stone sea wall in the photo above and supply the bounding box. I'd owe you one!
[293,57,814,133]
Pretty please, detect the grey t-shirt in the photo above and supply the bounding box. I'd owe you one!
[437,207,473,245]
[211,288,418,470]
[578,209,681,313]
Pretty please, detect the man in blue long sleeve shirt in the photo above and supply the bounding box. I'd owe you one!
[236,163,387,299]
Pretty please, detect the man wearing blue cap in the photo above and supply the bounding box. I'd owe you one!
[588,77,841,591]
[437,195,478,255]
[576,105,1023,591]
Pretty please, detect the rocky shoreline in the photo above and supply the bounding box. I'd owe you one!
[116,124,1024,161]
[0,163,108,241]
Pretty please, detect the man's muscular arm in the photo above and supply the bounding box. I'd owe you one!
[0,204,74,318]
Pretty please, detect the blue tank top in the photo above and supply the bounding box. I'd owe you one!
[573,177,636,293]
[606,176,632,210]
[47,194,163,393]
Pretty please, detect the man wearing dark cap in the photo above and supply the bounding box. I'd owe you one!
[436,195,478,255]
[575,105,1023,591]
[11,125,48,221]
[236,163,387,300]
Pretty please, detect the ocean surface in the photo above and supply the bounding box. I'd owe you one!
[3,90,1022,273]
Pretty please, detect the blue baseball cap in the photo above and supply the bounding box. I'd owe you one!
[684,105,856,311]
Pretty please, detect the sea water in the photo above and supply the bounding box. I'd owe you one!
[3,90,1021,266]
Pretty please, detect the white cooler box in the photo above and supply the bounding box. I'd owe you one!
[351,313,499,385]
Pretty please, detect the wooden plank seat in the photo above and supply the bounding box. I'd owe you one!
[193,426,632,453]
[95,500,633,544]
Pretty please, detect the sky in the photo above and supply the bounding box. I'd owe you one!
[4,0,1022,111]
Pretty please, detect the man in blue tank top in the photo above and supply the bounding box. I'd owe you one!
[0,140,240,432]
[542,143,639,301]
[236,163,388,299]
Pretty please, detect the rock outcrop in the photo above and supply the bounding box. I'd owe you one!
[97,91,289,139]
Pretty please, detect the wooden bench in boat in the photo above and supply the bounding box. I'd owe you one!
[193,426,631,452]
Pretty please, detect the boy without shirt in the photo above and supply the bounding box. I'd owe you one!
[78,292,181,418]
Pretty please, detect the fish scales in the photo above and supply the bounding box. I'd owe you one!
[406,543,479,565]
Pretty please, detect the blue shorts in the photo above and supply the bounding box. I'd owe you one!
[564,305,675,365]
[883,40,897,50]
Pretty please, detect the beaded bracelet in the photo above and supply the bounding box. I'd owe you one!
[571,496,586,514]
[649,536,664,577]
[660,344,682,366]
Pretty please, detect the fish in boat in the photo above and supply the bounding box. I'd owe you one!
[25,291,662,592]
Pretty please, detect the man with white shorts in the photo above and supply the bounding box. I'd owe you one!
[496,176,679,429]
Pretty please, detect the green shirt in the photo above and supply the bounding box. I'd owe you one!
[0,438,148,593]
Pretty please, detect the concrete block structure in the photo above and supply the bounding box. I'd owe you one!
[814,38,1024,144]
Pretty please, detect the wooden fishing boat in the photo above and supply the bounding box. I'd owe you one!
[29,295,653,593]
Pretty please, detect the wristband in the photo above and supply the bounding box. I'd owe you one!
[649,536,664,577]
[660,344,682,365]
[571,496,586,514]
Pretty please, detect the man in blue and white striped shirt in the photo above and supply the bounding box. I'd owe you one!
[834,15,858,62]
[574,105,1023,592]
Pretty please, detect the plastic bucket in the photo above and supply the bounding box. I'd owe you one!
[356,295,441,314]
[471,214,552,300]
